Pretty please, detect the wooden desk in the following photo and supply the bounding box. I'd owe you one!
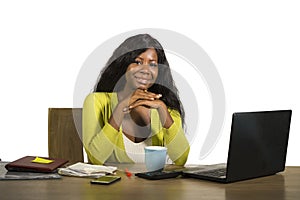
[0,166,299,200]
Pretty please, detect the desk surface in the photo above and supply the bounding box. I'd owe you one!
[0,165,299,200]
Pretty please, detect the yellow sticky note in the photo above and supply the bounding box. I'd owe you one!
[31,157,54,164]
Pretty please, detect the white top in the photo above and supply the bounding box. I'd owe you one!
[122,135,152,163]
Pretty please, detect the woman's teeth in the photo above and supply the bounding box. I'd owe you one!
[136,77,149,84]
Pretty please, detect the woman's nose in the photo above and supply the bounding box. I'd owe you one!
[140,64,151,74]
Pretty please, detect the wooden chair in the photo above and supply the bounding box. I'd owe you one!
[48,108,84,164]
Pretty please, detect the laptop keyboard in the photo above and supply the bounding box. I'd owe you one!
[195,168,227,178]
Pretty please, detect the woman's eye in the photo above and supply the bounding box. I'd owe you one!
[149,63,158,67]
[134,60,142,65]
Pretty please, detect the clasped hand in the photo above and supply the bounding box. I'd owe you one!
[122,89,163,113]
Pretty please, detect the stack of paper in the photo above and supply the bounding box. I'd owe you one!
[58,162,117,178]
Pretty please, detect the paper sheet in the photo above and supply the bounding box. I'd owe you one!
[58,162,117,178]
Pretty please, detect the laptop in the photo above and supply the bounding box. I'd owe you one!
[183,110,292,183]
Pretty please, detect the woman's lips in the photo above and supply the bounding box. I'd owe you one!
[135,76,151,85]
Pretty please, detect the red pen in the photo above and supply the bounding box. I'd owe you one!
[125,168,132,178]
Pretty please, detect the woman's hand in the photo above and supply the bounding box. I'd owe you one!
[122,89,163,112]
[109,89,161,130]
[122,89,174,128]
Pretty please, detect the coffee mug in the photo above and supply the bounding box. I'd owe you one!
[144,146,167,172]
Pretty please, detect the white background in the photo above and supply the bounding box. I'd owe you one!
[0,1,299,165]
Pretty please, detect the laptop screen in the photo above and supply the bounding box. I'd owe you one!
[226,110,292,182]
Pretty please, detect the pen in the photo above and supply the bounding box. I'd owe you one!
[125,168,132,178]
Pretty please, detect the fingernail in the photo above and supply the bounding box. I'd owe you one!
[123,107,130,112]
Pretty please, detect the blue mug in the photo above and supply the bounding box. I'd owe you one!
[144,146,167,172]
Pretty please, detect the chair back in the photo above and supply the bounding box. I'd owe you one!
[48,108,83,164]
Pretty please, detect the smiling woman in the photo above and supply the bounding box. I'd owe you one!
[82,34,190,165]
[126,48,158,90]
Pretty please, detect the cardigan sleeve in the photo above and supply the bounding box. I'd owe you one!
[82,93,119,165]
[163,109,190,166]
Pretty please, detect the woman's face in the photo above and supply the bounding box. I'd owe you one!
[125,48,159,90]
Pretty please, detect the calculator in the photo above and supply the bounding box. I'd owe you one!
[135,171,182,180]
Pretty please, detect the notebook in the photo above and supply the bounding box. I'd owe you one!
[183,110,292,183]
[5,156,68,173]
[0,161,62,180]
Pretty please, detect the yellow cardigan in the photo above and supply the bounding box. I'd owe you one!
[83,92,190,165]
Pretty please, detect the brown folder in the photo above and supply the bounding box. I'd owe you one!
[5,156,68,173]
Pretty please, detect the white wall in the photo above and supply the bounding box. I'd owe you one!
[0,1,299,165]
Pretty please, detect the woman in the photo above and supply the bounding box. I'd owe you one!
[83,34,190,165]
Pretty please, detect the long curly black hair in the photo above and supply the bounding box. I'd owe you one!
[94,34,185,126]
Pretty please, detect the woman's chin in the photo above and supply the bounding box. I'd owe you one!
[137,82,155,90]
[136,83,149,90]
[137,86,147,90]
